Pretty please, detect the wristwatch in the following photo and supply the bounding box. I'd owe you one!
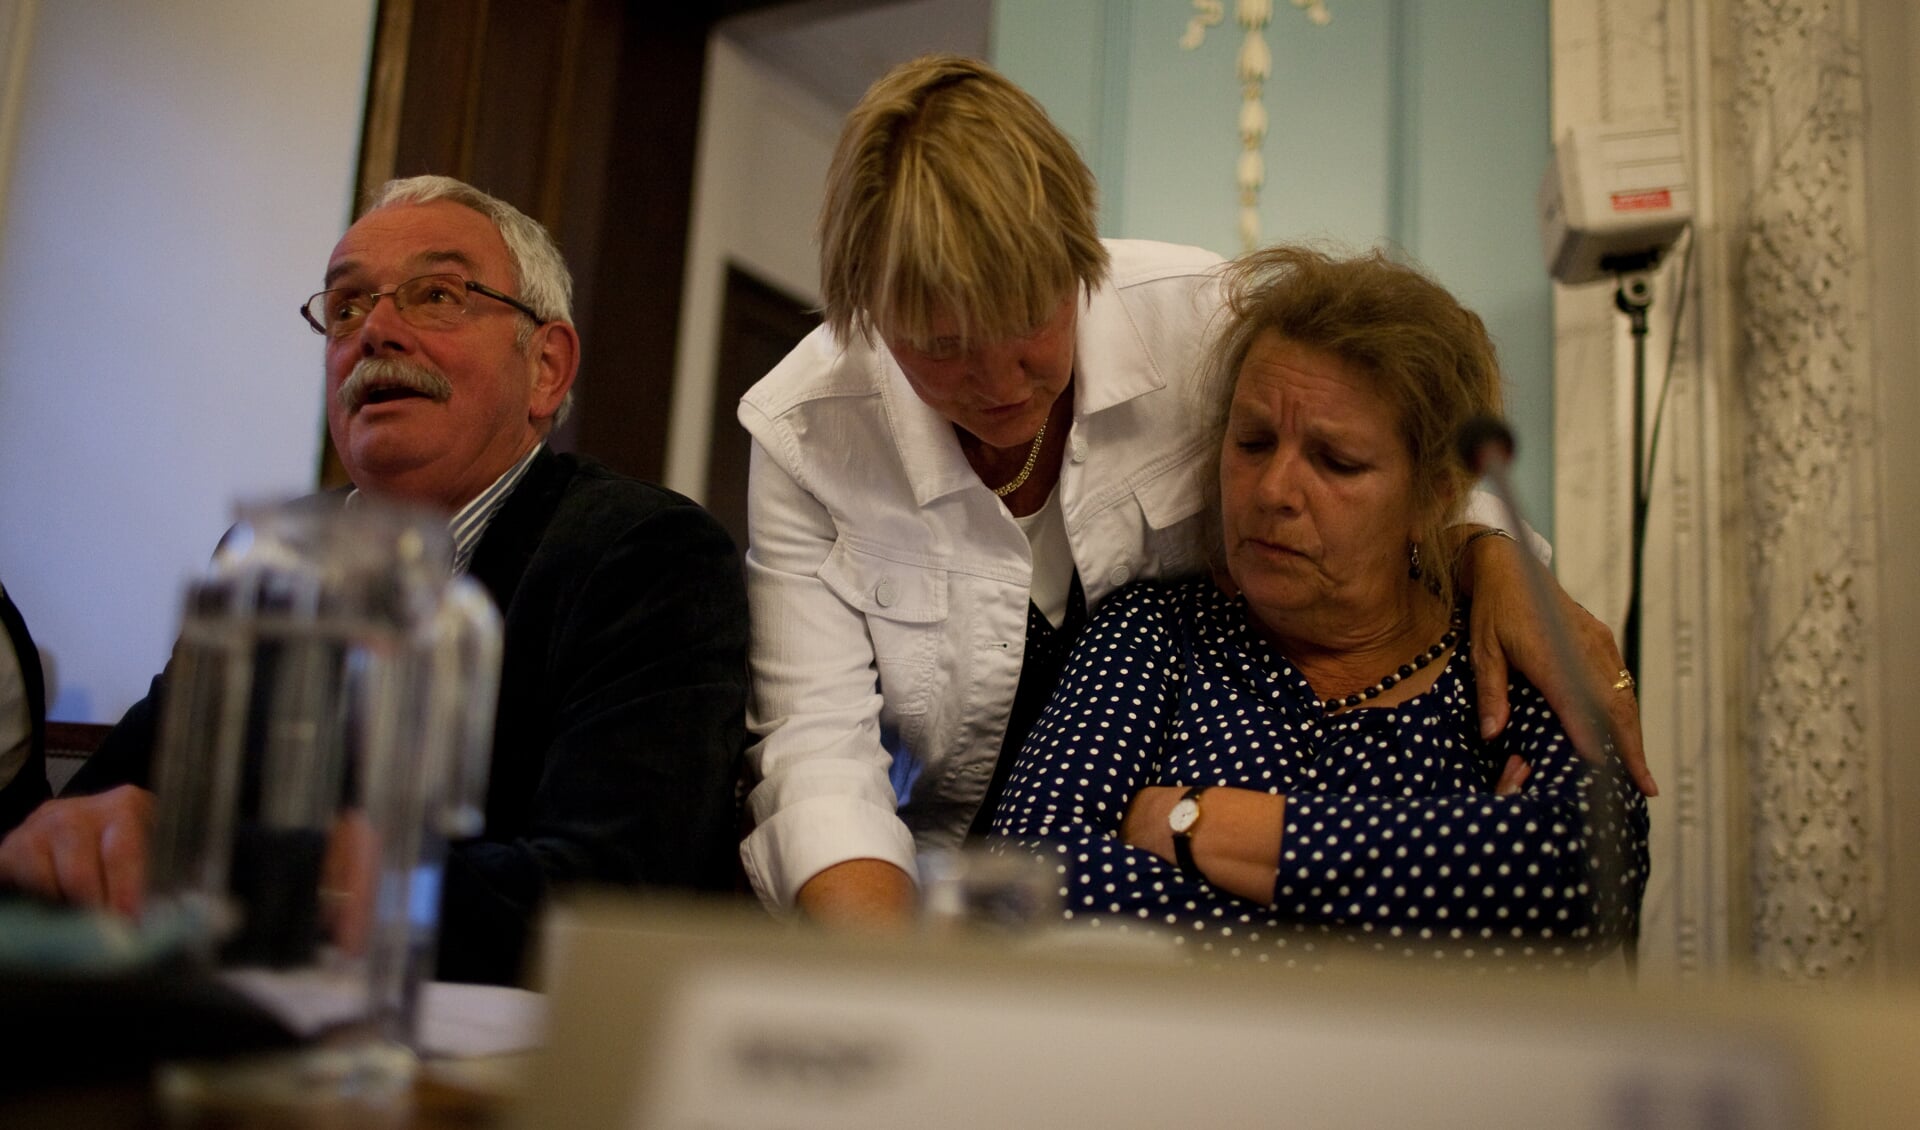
[1168,785,1210,875]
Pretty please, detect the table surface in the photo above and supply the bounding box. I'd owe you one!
[0,1058,520,1130]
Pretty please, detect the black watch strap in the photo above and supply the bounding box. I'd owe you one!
[1171,785,1208,874]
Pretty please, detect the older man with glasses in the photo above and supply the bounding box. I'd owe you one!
[0,175,750,985]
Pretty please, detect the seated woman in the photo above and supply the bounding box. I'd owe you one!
[991,245,1648,965]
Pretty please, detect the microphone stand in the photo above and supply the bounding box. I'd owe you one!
[1460,419,1639,973]
[1601,250,1660,678]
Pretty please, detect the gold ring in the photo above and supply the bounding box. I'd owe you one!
[1612,669,1636,693]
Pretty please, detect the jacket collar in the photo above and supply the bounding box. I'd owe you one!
[1071,282,1171,415]
[465,444,567,609]
[878,350,980,508]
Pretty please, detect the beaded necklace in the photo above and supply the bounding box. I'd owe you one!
[1319,605,1464,713]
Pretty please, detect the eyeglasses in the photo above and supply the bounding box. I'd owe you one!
[301,272,545,337]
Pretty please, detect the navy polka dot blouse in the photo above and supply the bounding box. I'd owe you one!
[989,579,1650,968]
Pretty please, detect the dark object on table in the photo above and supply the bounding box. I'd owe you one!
[0,954,300,1092]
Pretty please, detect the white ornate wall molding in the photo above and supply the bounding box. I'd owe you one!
[1178,0,1333,251]
[1723,0,1882,981]
[1858,0,1920,975]
[1550,0,1736,981]
[1552,0,1889,982]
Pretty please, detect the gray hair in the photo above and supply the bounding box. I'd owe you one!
[366,175,576,425]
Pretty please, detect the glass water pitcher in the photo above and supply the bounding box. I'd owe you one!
[144,497,502,1068]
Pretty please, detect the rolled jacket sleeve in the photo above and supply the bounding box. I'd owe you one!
[738,438,919,907]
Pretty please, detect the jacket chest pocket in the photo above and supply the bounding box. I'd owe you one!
[819,541,948,717]
[1133,459,1208,578]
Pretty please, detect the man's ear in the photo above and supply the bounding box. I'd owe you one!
[526,320,580,425]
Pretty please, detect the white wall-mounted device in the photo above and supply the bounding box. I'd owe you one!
[1539,120,1692,285]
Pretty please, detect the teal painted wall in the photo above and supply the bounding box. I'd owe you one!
[994,0,1555,535]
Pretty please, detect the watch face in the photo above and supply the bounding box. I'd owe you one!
[1168,797,1200,835]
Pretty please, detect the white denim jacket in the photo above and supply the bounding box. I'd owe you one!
[738,241,1230,908]
[737,239,1541,908]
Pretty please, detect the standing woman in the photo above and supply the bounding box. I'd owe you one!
[738,55,1650,926]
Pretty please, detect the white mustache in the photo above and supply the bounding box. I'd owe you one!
[338,358,453,412]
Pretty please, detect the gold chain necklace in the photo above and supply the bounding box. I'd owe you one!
[990,422,1048,497]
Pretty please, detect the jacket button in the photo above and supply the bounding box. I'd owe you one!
[1107,565,1131,587]
[1069,434,1087,463]
[875,579,897,607]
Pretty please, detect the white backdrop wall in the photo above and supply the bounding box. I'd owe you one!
[663,34,839,500]
[0,0,375,722]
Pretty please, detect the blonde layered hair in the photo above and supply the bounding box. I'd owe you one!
[1197,245,1506,611]
[819,54,1109,349]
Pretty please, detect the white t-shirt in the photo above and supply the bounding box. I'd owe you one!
[1012,489,1073,629]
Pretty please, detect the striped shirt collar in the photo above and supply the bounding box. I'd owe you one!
[345,444,543,574]
[448,445,542,573]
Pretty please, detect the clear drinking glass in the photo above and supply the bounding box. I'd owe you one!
[918,844,1062,935]
[144,498,502,1104]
